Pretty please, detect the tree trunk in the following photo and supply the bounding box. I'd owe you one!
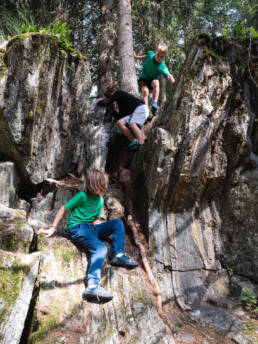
[98,0,116,96]
[158,2,167,108]
[118,0,138,96]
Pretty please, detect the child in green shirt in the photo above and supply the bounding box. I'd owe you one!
[134,42,175,114]
[38,169,139,303]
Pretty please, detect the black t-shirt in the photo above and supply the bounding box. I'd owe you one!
[98,90,144,119]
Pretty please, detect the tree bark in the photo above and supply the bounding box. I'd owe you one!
[158,2,167,108]
[118,0,139,96]
[98,0,116,96]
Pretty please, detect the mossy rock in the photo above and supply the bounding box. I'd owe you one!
[0,251,27,325]
[0,205,34,253]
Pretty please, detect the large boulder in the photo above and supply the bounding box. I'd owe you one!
[0,33,91,185]
[134,36,258,308]
[0,204,34,253]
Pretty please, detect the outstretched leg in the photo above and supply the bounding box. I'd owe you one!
[68,223,108,286]
[151,79,160,103]
[129,122,145,144]
[68,223,113,302]
[95,219,139,269]
[95,219,125,255]
[117,118,135,142]
[141,85,150,106]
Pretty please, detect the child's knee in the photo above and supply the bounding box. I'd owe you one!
[116,119,125,128]
[142,87,149,96]
[151,79,159,88]
[97,243,108,258]
[113,218,125,231]
[129,122,136,128]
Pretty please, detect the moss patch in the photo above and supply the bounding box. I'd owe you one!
[29,301,81,344]
[55,247,77,268]
[243,321,258,338]
[0,215,28,252]
[29,304,60,344]
[203,46,228,61]
[0,66,8,80]
[0,253,27,324]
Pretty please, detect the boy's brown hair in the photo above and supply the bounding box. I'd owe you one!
[84,169,109,194]
[157,42,168,53]
[104,85,118,97]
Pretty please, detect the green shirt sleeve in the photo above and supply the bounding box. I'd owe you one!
[65,192,85,211]
[146,50,154,59]
[160,62,170,78]
[96,196,104,218]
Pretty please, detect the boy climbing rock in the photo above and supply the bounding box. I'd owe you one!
[134,42,175,114]
[98,85,149,151]
[37,169,139,303]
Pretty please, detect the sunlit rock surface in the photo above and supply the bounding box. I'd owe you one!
[0,33,91,185]
[0,34,257,344]
[32,237,174,344]
[84,103,113,172]
[0,162,19,208]
[135,35,258,313]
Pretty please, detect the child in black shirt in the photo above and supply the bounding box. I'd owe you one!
[98,85,149,150]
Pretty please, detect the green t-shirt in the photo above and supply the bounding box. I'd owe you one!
[139,51,170,81]
[65,191,104,229]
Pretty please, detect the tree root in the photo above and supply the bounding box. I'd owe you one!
[126,213,174,337]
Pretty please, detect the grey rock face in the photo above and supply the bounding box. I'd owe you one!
[135,36,258,309]
[84,103,113,172]
[29,186,75,234]
[1,33,257,344]
[0,33,91,185]
[0,162,19,207]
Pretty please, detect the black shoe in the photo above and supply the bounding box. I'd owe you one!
[110,254,139,269]
[82,286,113,303]
[128,141,141,151]
[151,103,158,115]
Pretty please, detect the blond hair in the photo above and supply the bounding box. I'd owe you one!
[157,42,168,53]
[84,169,109,195]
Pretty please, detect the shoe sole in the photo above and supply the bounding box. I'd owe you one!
[82,294,113,303]
[128,146,140,151]
[110,262,139,269]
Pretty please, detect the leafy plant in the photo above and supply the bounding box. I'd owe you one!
[39,21,82,59]
[40,21,72,49]
[234,22,258,38]
[21,23,37,33]
[241,286,258,312]
[222,24,232,38]
[227,267,233,277]
[6,21,82,59]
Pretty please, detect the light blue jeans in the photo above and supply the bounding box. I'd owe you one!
[68,219,125,285]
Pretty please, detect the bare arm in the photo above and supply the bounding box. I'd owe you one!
[167,74,175,84]
[37,205,67,238]
[134,51,146,61]
[93,219,102,225]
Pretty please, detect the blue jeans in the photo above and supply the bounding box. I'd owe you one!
[68,219,125,285]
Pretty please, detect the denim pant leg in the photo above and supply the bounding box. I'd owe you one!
[94,219,125,255]
[68,224,108,286]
